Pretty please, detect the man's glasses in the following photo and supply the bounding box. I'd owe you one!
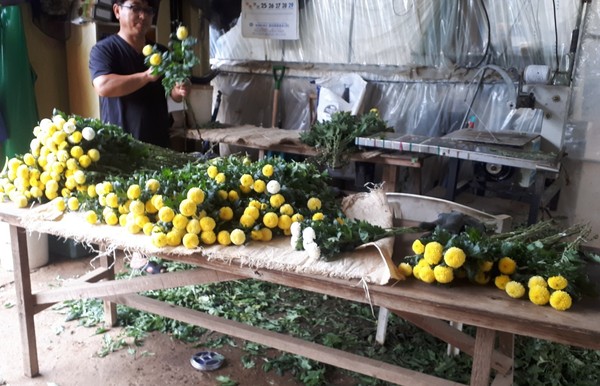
[120,4,155,16]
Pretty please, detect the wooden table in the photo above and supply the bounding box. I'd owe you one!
[178,126,424,193]
[2,204,600,386]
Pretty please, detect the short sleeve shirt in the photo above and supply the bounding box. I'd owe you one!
[89,34,170,147]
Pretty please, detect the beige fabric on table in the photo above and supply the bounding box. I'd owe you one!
[193,126,303,148]
[20,189,401,285]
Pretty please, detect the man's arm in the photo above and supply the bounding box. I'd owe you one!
[93,68,159,98]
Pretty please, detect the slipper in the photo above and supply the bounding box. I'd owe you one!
[129,252,149,270]
[143,261,166,274]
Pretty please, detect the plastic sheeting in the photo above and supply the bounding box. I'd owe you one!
[0,6,39,158]
[212,0,581,71]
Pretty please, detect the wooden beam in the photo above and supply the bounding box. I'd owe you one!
[33,269,242,307]
[470,327,496,386]
[108,293,466,386]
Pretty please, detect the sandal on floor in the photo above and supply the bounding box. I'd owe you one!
[143,261,166,274]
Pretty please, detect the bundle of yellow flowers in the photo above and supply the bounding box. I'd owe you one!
[402,222,598,311]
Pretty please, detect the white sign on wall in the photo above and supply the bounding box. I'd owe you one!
[241,1,299,40]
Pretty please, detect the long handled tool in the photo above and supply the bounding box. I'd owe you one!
[271,65,286,128]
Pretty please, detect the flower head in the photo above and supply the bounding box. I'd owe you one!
[549,290,572,311]
[433,265,454,284]
[528,275,547,288]
[498,256,517,275]
[443,247,466,268]
[418,265,435,283]
[505,281,526,298]
[494,274,511,290]
[266,180,281,194]
[176,26,189,40]
[423,242,443,265]
[528,285,550,306]
[411,239,425,255]
[547,275,568,290]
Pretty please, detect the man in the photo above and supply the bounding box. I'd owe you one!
[89,0,188,147]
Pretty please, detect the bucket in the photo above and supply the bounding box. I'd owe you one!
[0,222,49,271]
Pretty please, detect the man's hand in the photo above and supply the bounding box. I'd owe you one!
[171,80,191,103]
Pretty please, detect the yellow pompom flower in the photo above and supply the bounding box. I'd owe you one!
[253,179,266,193]
[217,230,231,246]
[277,214,292,230]
[528,275,547,288]
[498,256,517,275]
[549,290,572,311]
[270,193,285,208]
[230,229,246,246]
[142,44,153,56]
[239,214,255,228]
[262,164,274,177]
[547,275,568,291]
[200,231,216,245]
[85,210,98,224]
[149,53,162,66]
[207,165,218,179]
[250,229,263,241]
[474,271,490,285]
[142,222,154,236]
[151,232,168,248]
[528,285,550,306]
[186,218,201,234]
[397,262,412,277]
[279,203,294,216]
[217,190,228,200]
[172,214,189,230]
[240,174,254,188]
[228,190,240,202]
[433,265,454,284]
[243,206,260,221]
[78,155,92,168]
[219,206,234,221]
[424,242,443,265]
[104,211,119,226]
[419,265,435,283]
[176,25,189,40]
[312,212,324,221]
[145,200,158,214]
[179,198,197,217]
[187,187,205,204]
[307,197,322,211]
[67,197,80,211]
[199,216,216,232]
[505,281,526,298]
[145,178,160,192]
[182,233,199,249]
[53,197,66,212]
[215,173,226,184]
[262,212,279,228]
[129,200,145,216]
[127,184,141,200]
[87,148,100,162]
[494,274,511,290]
[411,239,425,255]
[150,194,164,210]
[443,246,466,268]
[260,227,273,242]
[158,206,175,222]
[166,230,182,246]
[479,260,494,272]
[291,213,304,222]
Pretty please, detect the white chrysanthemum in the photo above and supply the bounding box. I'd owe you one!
[305,242,321,259]
[62,121,76,134]
[82,126,96,141]
[290,221,301,237]
[302,226,316,243]
[266,180,281,194]
[290,235,299,249]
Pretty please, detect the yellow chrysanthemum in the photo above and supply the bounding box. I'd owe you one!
[547,275,568,291]
[528,285,550,306]
[145,178,160,193]
[215,173,226,184]
[253,179,266,193]
[279,203,294,216]
[187,187,205,204]
[244,206,260,220]
[151,232,168,248]
[528,275,547,288]
[312,212,324,221]
[240,174,254,187]
[418,265,435,283]
[186,218,201,234]
[85,210,98,224]
[179,198,197,217]
[219,206,234,221]
[172,214,189,230]
[67,197,80,211]
[207,165,218,179]
[230,229,246,246]
[505,281,526,298]
[200,231,216,245]
[260,227,272,242]
[217,230,231,246]
[498,256,517,275]
[494,274,511,290]
[473,271,490,285]
[250,229,263,241]
[199,216,216,232]
[423,242,443,265]
[166,230,182,246]
[149,53,161,66]
[549,290,572,311]
[262,212,279,228]
[433,265,454,284]
[291,213,304,222]
[239,214,255,228]
[158,206,175,223]
[479,260,494,272]
[277,214,292,230]
[443,246,466,268]
[87,148,100,162]
[142,44,153,56]
[411,239,425,255]
[262,164,274,177]
[307,197,322,211]
[142,222,154,236]
[176,26,188,40]
[126,184,141,200]
[397,262,412,277]
[270,193,285,208]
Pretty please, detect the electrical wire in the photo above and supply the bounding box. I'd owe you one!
[462,0,491,69]
[551,0,560,82]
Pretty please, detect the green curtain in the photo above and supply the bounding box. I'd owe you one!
[0,5,39,159]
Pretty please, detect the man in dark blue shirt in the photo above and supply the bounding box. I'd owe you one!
[89,0,188,147]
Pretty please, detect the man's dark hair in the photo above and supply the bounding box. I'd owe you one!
[113,0,157,8]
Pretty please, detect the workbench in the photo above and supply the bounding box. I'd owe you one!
[178,125,423,193]
[2,202,599,386]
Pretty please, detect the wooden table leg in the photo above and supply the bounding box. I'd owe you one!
[470,327,496,386]
[10,225,39,377]
[99,245,117,327]
[492,332,515,386]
